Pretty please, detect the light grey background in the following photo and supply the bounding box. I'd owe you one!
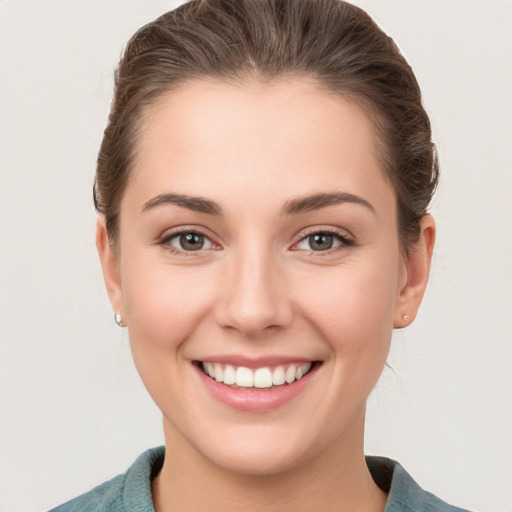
[1,1,511,511]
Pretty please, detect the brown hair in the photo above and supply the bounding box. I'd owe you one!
[94,0,438,251]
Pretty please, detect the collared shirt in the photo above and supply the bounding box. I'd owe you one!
[49,446,473,511]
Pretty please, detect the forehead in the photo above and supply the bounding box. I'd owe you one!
[127,78,394,215]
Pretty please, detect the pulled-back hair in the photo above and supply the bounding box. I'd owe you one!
[94,0,438,251]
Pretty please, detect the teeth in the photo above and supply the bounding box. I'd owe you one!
[254,368,273,388]
[205,362,215,379]
[235,366,254,387]
[285,365,296,384]
[201,362,313,388]
[297,362,311,380]
[223,364,236,385]
[214,364,223,382]
[272,366,285,385]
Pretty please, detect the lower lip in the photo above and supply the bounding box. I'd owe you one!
[195,364,318,412]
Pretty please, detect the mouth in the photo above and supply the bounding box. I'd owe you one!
[195,360,321,390]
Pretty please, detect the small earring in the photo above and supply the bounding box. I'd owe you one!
[402,314,410,322]
[114,312,125,327]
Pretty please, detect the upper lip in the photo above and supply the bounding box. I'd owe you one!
[194,355,319,369]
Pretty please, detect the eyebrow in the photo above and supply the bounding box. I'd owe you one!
[142,193,223,216]
[141,191,375,217]
[282,192,376,216]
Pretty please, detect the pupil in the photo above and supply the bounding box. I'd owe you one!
[310,234,333,250]
[180,233,204,250]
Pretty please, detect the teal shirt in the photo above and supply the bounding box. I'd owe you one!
[49,446,472,511]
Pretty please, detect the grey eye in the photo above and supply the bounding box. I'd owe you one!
[166,232,214,251]
[295,231,349,252]
[178,233,205,251]
[308,234,334,251]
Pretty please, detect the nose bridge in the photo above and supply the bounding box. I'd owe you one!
[216,239,292,335]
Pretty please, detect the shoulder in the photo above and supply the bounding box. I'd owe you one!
[366,456,475,512]
[48,446,165,512]
[48,473,125,512]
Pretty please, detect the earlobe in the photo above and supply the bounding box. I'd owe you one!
[394,215,436,328]
[96,216,125,318]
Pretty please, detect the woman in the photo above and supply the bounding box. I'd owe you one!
[51,0,471,510]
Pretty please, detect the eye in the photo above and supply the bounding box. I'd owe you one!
[294,231,352,252]
[162,231,215,252]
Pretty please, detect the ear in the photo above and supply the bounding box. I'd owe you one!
[96,216,125,320]
[394,215,436,328]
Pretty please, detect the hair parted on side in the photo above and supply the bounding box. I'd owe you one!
[94,0,438,251]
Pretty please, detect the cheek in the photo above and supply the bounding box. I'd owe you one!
[121,257,218,352]
[294,258,400,357]
[119,257,221,414]
[303,263,398,322]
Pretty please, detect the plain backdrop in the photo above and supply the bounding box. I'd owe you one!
[1,1,511,511]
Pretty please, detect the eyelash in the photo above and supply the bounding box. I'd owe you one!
[292,227,354,254]
[157,227,354,256]
[158,228,217,257]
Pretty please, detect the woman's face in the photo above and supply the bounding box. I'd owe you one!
[98,78,433,475]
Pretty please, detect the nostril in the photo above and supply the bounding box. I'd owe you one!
[213,263,294,335]
[216,303,294,336]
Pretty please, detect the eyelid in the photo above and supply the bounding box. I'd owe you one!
[156,225,353,255]
[157,225,221,253]
[290,226,354,252]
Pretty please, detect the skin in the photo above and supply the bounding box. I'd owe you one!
[97,78,435,512]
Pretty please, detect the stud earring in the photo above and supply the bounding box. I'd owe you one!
[114,312,125,327]
[402,314,410,322]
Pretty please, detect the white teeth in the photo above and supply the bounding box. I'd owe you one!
[223,364,236,385]
[201,362,313,388]
[235,366,254,387]
[254,368,273,388]
[272,366,286,386]
[204,362,215,379]
[285,365,296,384]
[296,362,311,380]
[214,363,223,382]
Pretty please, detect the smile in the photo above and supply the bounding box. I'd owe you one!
[194,358,322,411]
[200,361,313,389]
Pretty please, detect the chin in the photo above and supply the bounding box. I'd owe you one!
[186,420,327,477]
[208,442,310,476]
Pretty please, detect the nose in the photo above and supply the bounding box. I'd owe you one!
[214,245,293,337]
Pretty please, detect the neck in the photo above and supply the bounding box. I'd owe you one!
[152,414,387,512]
